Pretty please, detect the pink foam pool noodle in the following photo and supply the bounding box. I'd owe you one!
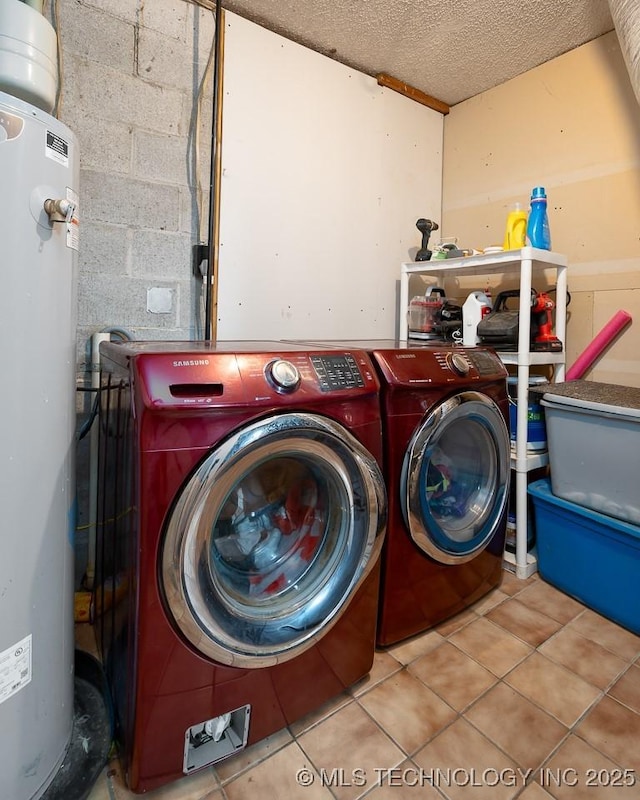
[566,310,632,380]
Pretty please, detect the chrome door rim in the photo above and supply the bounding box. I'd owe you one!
[161,412,386,667]
[403,391,510,565]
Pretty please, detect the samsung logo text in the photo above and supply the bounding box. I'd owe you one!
[173,359,210,367]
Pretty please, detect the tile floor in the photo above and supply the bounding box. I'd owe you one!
[79,570,640,800]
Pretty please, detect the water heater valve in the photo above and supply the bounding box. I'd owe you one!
[44,197,76,224]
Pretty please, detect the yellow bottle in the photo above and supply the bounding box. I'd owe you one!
[503,203,528,250]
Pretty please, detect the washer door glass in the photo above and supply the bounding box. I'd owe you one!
[401,391,510,564]
[161,412,386,667]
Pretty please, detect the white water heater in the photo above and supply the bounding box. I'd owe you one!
[0,87,79,800]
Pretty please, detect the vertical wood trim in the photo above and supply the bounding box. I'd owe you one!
[211,9,225,341]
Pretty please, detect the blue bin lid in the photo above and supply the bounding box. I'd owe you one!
[528,478,640,542]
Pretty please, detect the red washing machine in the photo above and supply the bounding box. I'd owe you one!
[95,341,386,793]
[292,340,511,646]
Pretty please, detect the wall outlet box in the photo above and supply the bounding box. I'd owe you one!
[147,287,173,314]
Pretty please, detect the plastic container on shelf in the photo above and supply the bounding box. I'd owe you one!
[408,286,445,339]
[504,480,527,555]
[526,187,551,250]
[503,203,527,251]
[507,376,547,451]
[462,290,492,347]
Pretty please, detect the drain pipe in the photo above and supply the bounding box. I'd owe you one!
[607,0,640,105]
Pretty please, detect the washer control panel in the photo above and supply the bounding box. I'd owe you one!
[465,348,504,376]
[103,342,378,407]
[433,350,473,374]
[310,354,365,391]
[382,346,506,385]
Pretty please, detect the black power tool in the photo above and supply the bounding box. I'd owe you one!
[476,289,535,350]
[476,288,563,351]
[415,218,439,261]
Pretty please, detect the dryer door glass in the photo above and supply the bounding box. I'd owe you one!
[401,391,510,564]
[161,412,386,667]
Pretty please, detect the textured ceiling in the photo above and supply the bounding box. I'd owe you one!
[222,0,614,106]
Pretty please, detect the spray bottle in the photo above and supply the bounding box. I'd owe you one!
[462,291,492,347]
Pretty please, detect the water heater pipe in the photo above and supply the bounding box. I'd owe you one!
[607,0,640,105]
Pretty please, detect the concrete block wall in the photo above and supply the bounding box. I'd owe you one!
[45,0,217,377]
[42,0,217,580]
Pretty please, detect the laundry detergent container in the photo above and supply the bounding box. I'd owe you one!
[539,381,640,525]
[528,479,640,634]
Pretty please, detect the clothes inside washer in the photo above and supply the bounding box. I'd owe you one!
[212,459,326,598]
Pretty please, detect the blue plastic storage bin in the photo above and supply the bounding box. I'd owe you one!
[528,479,640,634]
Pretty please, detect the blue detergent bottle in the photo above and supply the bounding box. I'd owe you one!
[526,186,551,250]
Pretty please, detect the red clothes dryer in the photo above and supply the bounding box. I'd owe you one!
[293,340,511,646]
[95,341,386,792]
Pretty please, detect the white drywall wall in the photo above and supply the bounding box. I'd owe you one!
[217,13,443,340]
